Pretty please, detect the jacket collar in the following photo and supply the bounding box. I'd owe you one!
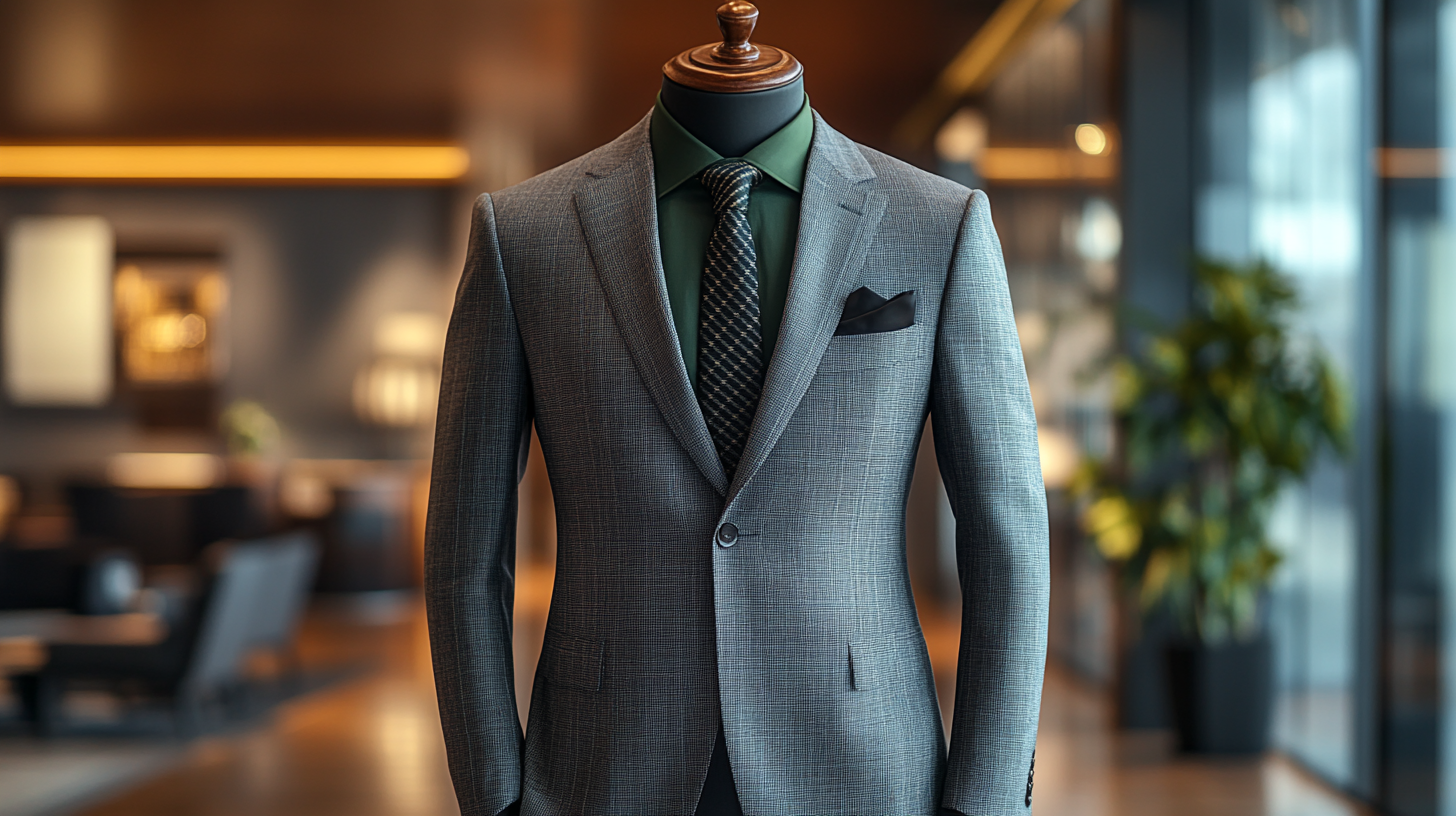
[576,111,731,496]
[724,111,885,507]
[649,93,814,197]
[575,110,886,502]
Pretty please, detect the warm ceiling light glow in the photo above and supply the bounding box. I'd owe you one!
[1075,124,1109,156]
[0,145,470,182]
[978,147,1117,183]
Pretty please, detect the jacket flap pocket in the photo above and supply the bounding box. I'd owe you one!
[849,641,883,690]
[545,633,604,692]
[849,637,917,690]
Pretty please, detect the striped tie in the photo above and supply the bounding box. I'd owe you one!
[697,159,766,481]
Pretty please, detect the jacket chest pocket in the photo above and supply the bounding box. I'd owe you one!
[816,325,929,375]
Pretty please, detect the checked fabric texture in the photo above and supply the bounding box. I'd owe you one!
[696,159,767,480]
[425,110,1049,816]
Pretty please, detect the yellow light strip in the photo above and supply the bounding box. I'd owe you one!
[1380,148,1448,179]
[0,144,470,182]
[978,147,1117,183]
[895,0,1084,149]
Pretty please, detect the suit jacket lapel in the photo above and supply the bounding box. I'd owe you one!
[575,113,730,496]
[726,114,888,506]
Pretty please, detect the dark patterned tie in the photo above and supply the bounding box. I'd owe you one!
[697,159,766,481]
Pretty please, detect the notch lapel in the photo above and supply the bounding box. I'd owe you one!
[575,115,729,496]
[725,114,888,506]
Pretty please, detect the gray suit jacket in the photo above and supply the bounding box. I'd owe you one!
[425,110,1049,816]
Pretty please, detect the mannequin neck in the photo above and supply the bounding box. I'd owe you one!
[659,76,805,158]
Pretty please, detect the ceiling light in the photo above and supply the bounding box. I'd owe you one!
[0,144,470,182]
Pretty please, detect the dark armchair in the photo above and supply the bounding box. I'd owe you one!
[14,531,319,736]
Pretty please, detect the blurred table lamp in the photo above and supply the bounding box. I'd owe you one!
[107,452,223,490]
[353,312,445,427]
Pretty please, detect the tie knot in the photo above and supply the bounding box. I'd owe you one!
[699,160,763,213]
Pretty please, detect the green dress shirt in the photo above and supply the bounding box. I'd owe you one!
[650,94,814,390]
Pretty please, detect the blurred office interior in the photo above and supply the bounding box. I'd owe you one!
[0,0,1450,814]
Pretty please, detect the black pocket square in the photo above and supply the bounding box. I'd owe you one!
[834,287,916,336]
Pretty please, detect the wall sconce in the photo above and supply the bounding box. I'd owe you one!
[353,359,440,427]
[353,312,445,428]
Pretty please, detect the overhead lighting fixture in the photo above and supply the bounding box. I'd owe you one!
[0,144,470,183]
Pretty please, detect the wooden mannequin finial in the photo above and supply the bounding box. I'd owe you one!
[713,2,760,63]
[664,2,803,93]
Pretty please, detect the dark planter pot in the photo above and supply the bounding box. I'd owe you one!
[1164,634,1273,754]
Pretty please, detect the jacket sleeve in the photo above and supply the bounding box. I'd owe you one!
[930,189,1049,815]
[425,193,533,816]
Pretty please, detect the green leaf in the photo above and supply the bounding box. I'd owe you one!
[1089,255,1350,644]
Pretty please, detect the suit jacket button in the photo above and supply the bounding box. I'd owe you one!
[716,523,738,547]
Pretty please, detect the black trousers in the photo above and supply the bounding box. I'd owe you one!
[694,723,744,816]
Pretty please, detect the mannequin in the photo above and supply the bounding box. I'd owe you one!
[660,10,970,816]
[424,2,1048,814]
[658,7,810,814]
[659,0,806,156]
[658,76,805,158]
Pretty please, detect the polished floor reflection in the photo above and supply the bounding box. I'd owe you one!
[70,565,1370,816]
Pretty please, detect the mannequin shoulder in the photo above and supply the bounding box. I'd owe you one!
[855,143,979,214]
[842,143,983,245]
[489,114,652,219]
[487,154,592,217]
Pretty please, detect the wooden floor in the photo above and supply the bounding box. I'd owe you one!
[73,569,1371,816]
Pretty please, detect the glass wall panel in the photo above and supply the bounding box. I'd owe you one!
[1196,0,1369,788]
[1384,2,1456,813]
[1250,0,1365,789]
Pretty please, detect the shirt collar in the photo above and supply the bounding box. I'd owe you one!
[650,92,814,198]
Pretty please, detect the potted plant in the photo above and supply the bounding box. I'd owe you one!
[220,399,282,487]
[1074,258,1348,753]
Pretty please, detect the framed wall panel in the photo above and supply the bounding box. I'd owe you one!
[2,216,114,407]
